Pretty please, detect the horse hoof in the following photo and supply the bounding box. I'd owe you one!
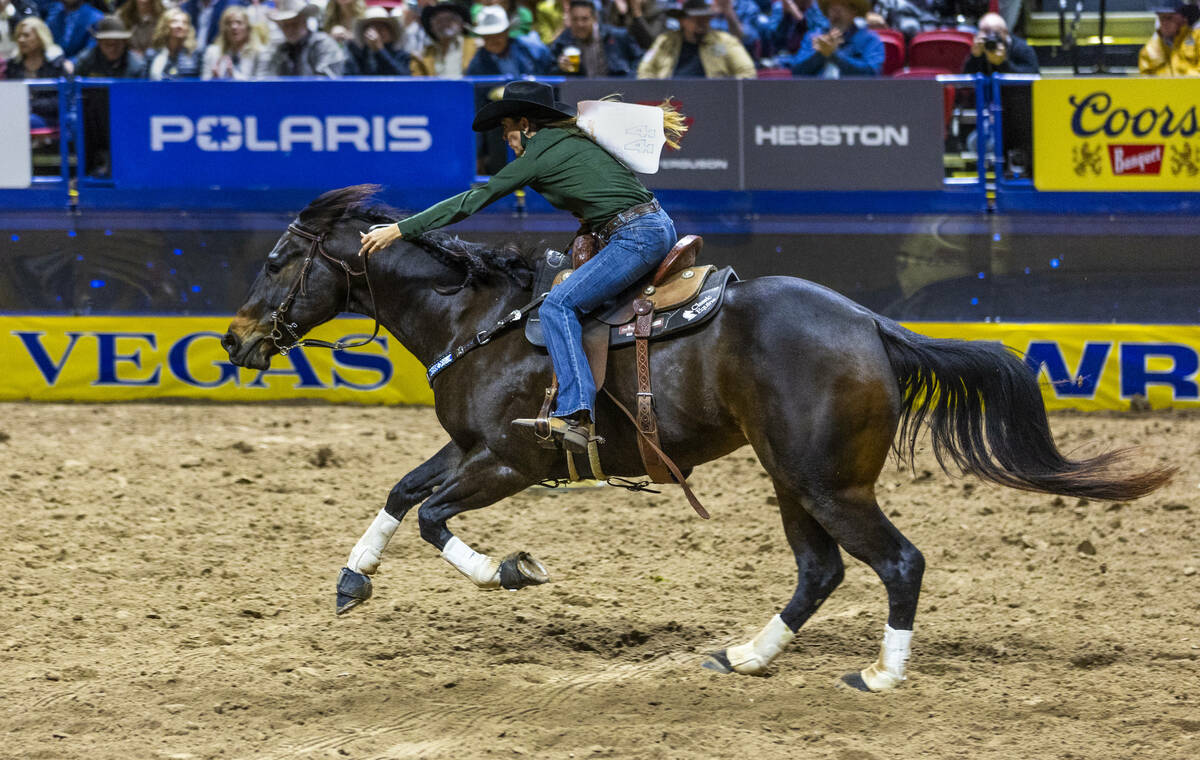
[335,567,372,615]
[839,671,874,692]
[498,552,550,590]
[701,650,734,674]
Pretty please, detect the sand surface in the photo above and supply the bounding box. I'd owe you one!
[1,403,1197,760]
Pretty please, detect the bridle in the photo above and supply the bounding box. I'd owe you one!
[268,223,382,355]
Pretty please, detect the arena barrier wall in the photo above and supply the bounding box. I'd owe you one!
[4,316,1199,411]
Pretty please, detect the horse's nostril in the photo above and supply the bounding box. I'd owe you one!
[221,331,240,354]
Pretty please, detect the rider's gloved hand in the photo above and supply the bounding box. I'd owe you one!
[359,223,403,256]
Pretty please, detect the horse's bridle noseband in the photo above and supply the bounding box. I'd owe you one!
[269,223,381,355]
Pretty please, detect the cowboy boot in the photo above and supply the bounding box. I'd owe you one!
[511,412,601,454]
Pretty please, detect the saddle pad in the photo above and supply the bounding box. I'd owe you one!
[525,265,738,348]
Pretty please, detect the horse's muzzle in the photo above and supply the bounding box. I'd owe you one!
[222,330,271,370]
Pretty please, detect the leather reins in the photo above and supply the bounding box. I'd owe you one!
[269,223,382,355]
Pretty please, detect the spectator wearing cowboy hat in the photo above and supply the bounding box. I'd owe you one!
[1139,0,1200,77]
[549,0,642,77]
[75,15,145,179]
[636,0,756,78]
[75,14,147,76]
[258,0,344,76]
[358,80,686,454]
[465,5,553,75]
[790,0,882,77]
[411,0,477,77]
[344,5,415,75]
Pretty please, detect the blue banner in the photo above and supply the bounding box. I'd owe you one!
[107,79,476,191]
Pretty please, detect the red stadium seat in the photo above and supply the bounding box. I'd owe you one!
[873,27,906,50]
[879,35,905,75]
[757,67,792,79]
[907,30,974,73]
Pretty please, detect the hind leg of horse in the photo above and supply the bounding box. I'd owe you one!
[705,489,844,675]
[416,446,550,592]
[810,484,925,692]
[336,442,464,614]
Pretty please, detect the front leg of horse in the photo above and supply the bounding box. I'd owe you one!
[336,443,462,614]
[417,448,550,592]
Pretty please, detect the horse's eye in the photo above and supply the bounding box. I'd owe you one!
[266,257,282,275]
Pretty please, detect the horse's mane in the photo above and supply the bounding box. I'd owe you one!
[297,184,536,294]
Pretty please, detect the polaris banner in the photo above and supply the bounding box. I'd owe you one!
[741,79,946,191]
[107,80,476,191]
[558,79,741,191]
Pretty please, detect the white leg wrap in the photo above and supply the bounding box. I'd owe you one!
[346,509,401,575]
[725,614,795,675]
[860,625,913,691]
[441,536,502,590]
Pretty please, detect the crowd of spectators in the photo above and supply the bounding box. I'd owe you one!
[2,0,1055,83]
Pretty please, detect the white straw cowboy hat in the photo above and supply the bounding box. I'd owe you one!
[354,6,402,42]
[471,5,513,36]
[91,15,134,40]
[268,0,320,23]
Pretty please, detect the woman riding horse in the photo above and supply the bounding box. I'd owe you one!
[359,80,684,454]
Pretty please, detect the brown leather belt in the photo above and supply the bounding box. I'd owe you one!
[596,199,661,243]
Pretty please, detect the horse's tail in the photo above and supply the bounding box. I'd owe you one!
[874,317,1174,501]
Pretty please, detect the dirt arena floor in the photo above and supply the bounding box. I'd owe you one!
[0,403,1197,760]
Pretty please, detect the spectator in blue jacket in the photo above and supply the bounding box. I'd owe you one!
[768,0,826,61]
[179,0,247,49]
[549,0,642,76]
[466,5,552,75]
[790,0,882,77]
[45,0,104,58]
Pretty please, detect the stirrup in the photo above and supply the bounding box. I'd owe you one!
[511,417,604,454]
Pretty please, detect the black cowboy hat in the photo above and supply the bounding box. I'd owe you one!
[420,1,470,39]
[472,80,576,132]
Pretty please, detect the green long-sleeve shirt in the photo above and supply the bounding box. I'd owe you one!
[394,127,654,238]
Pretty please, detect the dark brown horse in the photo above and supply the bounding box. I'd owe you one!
[223,186,1172,690]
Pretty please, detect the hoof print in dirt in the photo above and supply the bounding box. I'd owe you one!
[336,567,372,615]
[701,650,734,674]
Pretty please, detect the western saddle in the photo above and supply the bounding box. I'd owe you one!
[529,232,717,518]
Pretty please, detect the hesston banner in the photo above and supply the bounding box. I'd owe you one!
[1033,78,1200,191]
[4,317,1200,411]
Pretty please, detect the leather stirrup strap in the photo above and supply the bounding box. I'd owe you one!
[534,378,558,441]
[632,299,671,484]
[602,387,709,520]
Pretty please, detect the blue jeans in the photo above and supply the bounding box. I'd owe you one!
[541,206,677,418]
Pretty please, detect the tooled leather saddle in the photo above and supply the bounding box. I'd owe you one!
[524,234,738,517]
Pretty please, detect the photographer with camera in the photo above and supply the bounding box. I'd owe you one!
[963,11,1038,74]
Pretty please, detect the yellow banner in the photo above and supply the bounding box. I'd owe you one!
[1033,78,1200,191]
[0,316,433,404]
[2,317,1199,411]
